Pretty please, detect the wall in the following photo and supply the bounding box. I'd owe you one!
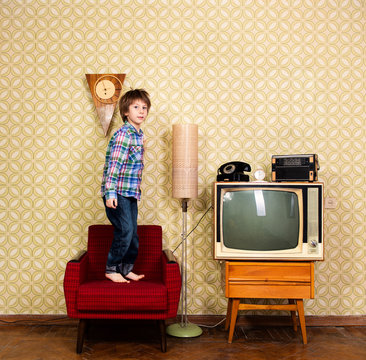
[0,0,365,316]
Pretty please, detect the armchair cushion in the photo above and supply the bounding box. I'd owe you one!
[77,280,167,312]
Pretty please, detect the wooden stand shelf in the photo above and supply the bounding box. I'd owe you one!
[224,261,314,344]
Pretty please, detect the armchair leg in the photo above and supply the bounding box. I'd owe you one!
[76,319,88,354]
[158,320,167,353]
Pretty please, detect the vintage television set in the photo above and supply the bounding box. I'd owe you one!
[213,182,324,261]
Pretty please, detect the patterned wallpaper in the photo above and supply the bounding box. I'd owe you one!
[1,0,365,316]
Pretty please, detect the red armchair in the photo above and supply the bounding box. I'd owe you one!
[63,224,181,353]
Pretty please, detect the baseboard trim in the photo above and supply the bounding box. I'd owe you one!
[1,314,365,327]
[305,315,366,326]
[183,315,366,327]
[0,315,77,326]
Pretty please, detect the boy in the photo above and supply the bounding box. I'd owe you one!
[101,89,151,283]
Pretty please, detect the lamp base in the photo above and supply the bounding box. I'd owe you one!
[166,323,203,338]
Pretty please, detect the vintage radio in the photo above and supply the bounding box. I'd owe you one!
[272,154,319,182]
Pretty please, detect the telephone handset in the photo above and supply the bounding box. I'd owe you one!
[217,161,251,182]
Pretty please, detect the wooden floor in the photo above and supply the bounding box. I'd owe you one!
[1,318,366,360]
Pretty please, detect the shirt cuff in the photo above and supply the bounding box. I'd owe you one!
[104,191,117,200]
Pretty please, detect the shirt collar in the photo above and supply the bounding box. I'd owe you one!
[125,121,143,136]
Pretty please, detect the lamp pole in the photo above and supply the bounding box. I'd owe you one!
[166,124,202,338]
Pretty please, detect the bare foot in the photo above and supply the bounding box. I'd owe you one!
[125,272,145,281]
[105,273,130,283]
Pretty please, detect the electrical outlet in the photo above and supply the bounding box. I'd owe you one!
[325,197,337,209]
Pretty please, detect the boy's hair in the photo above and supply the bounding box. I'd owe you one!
[119,88,151,123]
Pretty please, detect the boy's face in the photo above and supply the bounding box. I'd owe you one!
[125,99,148,131]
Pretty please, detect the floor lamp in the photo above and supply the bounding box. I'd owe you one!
[166,123,203,338]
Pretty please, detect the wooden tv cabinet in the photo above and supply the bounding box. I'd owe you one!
[224,261,314,344]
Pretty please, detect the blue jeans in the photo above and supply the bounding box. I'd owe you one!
[103,195,139,276]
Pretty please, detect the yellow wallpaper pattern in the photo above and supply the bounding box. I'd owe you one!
[1,0,365,315]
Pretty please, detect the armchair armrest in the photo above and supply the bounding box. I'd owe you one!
[161,249,181,318]
[63,250,89,318]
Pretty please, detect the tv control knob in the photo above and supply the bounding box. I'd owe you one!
[310,240,317,248]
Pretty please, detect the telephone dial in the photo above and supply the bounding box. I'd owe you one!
[217,161,251,182]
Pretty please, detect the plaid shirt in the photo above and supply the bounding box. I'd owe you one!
[101,122,144,200]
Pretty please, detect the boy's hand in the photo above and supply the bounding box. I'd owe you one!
[106,198,118,209]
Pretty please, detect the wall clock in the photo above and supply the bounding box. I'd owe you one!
[86,73,126,136]
[253,168,266,181]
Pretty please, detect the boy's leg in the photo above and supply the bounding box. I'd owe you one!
[104,195,135,279]
[119,197,138,276]
[119,198,144,281]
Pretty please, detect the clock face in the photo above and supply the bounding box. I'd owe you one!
[95,80,115,100]
[254,169,266,181]
[94,75,123,104]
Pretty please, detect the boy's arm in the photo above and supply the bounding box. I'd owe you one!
[104,132,130,200]
[106,198,118,209]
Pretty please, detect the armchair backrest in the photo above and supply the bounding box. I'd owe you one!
[87,224,163,281]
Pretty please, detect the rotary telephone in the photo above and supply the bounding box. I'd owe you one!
[217,161,251,182]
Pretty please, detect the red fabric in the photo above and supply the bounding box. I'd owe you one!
[64,252,89,318]
[161,252,183,319]
[77,280,167,311]
[63,225,181,320]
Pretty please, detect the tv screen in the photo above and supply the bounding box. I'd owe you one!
[222,189,300,251]
[213,182,324,261]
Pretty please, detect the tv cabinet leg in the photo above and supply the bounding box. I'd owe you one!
[228,298,240,343]
[296,299,307,344]
[225,298,233,331]
[289,299,298,332]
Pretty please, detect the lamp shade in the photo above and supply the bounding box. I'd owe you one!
[172,123,198,199]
